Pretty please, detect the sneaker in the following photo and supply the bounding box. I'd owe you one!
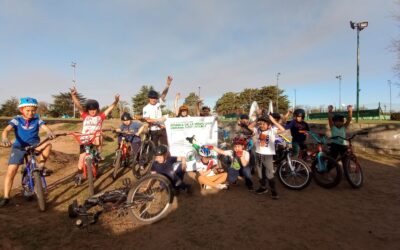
[255,187,268,194]
[74,174,83,187]
[217,184,228,190]
[40,167,53,177]
[0,198,10,207]
[271,190,280,200]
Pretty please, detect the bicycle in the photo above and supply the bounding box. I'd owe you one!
[330,131,368,188]
[112,130,135,180]
[1,135,61,211]
[131,122,157,179]
[301,131,342,189]
[68,174,174,228]
[67,130,109,197]
[274,135,311,190]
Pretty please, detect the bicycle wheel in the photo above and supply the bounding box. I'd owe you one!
[33,171,46,212]
[312,154,342,189]
[135,141,155,179]
[127,174,173,225]
[343,156,363,188]
[112,150,122,180]
[86,158,95,197]
[278,157,311,190]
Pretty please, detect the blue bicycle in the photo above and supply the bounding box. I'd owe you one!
[21,135,60,211]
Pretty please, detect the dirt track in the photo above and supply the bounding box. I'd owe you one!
[0,124,399,250]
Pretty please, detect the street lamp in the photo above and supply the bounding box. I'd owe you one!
[350,21,368,122]
[276,72,281,112]
[71,62,77,118]
[336,75,342,110]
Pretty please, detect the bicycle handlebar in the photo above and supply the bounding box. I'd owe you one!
[330,131,368,141]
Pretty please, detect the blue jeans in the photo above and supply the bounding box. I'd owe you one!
[228,166,253,188]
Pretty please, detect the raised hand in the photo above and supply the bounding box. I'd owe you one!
[70,86,78,96]
[347,105,353,112]
[176,92,181,99]
[115,94,120,103]
[166,75,173,86]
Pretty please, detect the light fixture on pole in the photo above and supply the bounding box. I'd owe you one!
[276,72,281,112]
[336,75,342,110]
[350,21,368,122]
[71,62,77,118]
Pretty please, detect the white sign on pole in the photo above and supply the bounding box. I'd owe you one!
[165,116,218,157]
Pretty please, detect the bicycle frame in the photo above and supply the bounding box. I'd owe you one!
[22,149,47,196]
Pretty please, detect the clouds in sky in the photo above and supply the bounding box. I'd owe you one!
[0,0,398,109]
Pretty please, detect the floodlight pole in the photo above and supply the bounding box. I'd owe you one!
[71,62,77,118]
[336,75,342,110]
[350,21,368,122]
[388,80,392,115]
[276,72,281,112]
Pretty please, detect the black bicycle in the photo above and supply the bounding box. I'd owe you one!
[68,174,174,227]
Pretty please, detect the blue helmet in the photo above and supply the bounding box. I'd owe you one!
[18,97,38,108]
[199,146,212,157]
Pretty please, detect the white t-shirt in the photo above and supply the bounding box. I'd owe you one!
[196,158,218,177]
[80,112,106,143]
[253,127,278,155]
[142,99,164,131]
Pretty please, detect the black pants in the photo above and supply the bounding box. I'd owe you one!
[150,129,168,147]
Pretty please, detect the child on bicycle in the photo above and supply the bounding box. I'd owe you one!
[70,87,119,184]
[115,112,147,157]
[285,109,309,157]
[213,136,254,191]
[142,76,172,146]
[328,105,353,163]
[0,97,55,207]
[249,114,285,199]
[151,145,191,193]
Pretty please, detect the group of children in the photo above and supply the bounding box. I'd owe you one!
[0,75,354,206]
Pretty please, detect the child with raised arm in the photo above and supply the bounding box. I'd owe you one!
[174,93,190,118]
[249,114,285,199]
[285,109,309,157]
[328,105,353,163]
[1,97,55,207]
[71,87,119,185]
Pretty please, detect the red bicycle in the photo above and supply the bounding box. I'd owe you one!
[67,130,106,197]
[112,131,135,180]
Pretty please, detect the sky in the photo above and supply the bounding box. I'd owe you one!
[0,0,399,112]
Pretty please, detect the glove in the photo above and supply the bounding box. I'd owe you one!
[47,132,56,140]
[2,138,11,147]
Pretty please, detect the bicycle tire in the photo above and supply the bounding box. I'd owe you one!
[33,171,46,212]
[312,154,342,189]
[277,157,312,190]
[135,140,155,179]
[113,150,122,180]
[343,156,363,188]
[86,157,95,197]
[127,174,173,225]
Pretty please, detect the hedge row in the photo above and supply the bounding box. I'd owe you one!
[390,113,400,121]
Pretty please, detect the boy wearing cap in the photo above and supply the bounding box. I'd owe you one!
[142,76,173,146]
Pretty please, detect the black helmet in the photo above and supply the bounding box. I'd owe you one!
[293,109,305,119]
[202,106,211,111]
[271,112,281,121]
[257,115,271,124]
[332,114,345,122]
[154,145,168,156]
[148,90,159,99]
[85,99,100,111]
[239,114,249,120]
[121,112,132,121]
